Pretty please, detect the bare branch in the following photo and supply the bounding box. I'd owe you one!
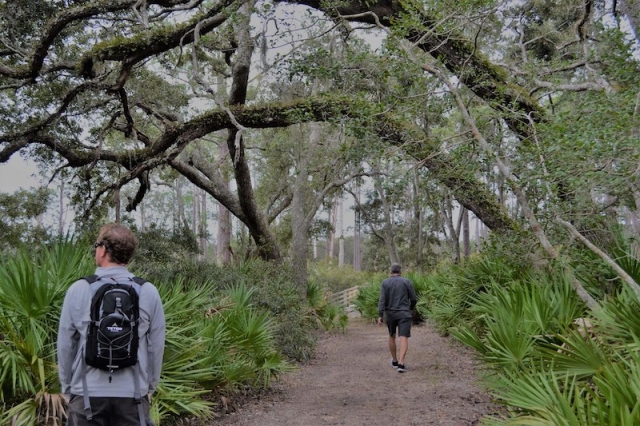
[557,216,640,302]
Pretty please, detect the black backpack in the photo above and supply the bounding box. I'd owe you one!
[84,275,146,380]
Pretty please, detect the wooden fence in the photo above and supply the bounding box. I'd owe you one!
[327,286,360,308]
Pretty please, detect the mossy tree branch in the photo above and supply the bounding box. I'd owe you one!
[2,95,514,233]
[286,0,546,139]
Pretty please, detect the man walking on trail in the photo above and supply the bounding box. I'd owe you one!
[377,263,417,373]
[58,223,165,425]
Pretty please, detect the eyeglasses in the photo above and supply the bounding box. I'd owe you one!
[93,242,105,249]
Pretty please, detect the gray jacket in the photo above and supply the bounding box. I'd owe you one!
[378,275,417,318]
[57,266,165,398]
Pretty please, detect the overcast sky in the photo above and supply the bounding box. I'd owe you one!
[0,156,41,193]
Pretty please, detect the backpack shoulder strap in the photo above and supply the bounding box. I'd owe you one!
[130,276,147,286]
[83,274,100,284]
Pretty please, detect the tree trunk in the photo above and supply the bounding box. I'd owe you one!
[618,0,640,41]
[462,207,470,259]
[200,190,207,259]
[140,201,146,232]
[354,182,362,271]
[327,200,337,262]
[216,74,233,265]
[217,199,232,264]
[443,194,461,264]
[192,186,198,236]
[412,172,424,271]
[58,178,64,235]
[226,1,281,261]
[114,188,121,224]
[372,164,401,265]
[176,179,184,230]
[290,130,314,295]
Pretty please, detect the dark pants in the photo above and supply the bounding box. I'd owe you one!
[67,394,153,426]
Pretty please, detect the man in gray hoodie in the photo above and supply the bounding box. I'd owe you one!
[58,223,165,425]
[377,263,417,373]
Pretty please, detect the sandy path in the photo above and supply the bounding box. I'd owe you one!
[217,318,497,426]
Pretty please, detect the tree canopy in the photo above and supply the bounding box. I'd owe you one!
[1,0,639,292]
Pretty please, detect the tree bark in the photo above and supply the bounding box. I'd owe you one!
[462,207,471,259]
[372,164,401,265]
[290,143,312,296]
[442,194,462,264]
[200,190,207,259]
[327,200,338,262]
[114,188,121,224]
[225,1,281,261]
[58,178,65,235]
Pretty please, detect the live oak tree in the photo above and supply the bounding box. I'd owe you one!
[0,187,52,251]
[0,0,513,256]
[2,0,639,300]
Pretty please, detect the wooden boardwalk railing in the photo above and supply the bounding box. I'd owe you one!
[327,286,360,308]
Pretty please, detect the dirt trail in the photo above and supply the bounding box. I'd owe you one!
[217,318,498,426]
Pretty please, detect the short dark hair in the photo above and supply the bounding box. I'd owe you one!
[390,263,402,274]
[97,223,138,264]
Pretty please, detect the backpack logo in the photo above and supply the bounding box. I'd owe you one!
[107,323,123,333]
[84,276,146,376]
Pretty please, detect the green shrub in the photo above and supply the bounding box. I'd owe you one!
[138,258,319,362]
[0,242,94,425]
[309,261,372,293]
[353,277,383,320]
[315,304,349,332]
[0,243,297,425]
[436,250,640,425]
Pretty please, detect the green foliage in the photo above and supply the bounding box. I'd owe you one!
[0,243,299,425]
[0,187,53,252]
[315,304,349,332]
[419,246,640,424]
[148,278,294,423]
[353,277,383,320]
[134,223,200,263]
[309,261,371,293]
[306,279,349,333]
[569,221,640,299]
[139,257,320,362]
[153,278,219,421]
[411,255,537,335]
[450,276,580,371]
[0,241,94,425]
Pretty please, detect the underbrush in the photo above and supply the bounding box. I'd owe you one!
[308,261,374,293]
[0,243,346,425]
[416,251,640,425]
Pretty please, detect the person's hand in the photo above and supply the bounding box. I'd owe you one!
[377,317,383,326]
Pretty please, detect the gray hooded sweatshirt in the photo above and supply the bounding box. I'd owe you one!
[57,266,165,398]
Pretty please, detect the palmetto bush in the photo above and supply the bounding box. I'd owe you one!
[452,275,584,371]
[141,258,320,362]
[0,242,94,425]
[0,243,292,425]
[483,317,640,424]
[412,256,536,335]
[353,278,382,320]
[442,247,640,424]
